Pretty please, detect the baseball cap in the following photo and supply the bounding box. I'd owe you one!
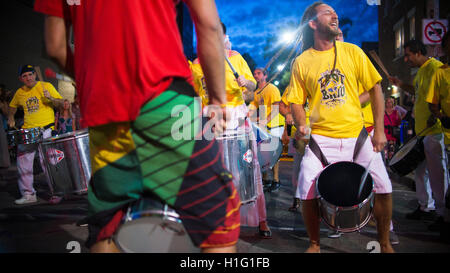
[19,64,36,76]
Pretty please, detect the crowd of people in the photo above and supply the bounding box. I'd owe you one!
[0,0,448,253]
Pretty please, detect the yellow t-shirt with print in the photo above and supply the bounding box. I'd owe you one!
[286,41,381,138]
[413,58,443,136]
[281,89,310,138]
[190,51,256,108]
[425,65,450,144]
[249,83,285,128]
[10,81,62,129]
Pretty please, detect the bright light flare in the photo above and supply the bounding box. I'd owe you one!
[280,31,295,44]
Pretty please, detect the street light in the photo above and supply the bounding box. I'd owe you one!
[277,64,285,71]
[274,80,280,86]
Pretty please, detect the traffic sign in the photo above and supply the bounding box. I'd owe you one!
[422,19,448,45]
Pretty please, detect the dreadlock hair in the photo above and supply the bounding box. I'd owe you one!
[300,1,325,52]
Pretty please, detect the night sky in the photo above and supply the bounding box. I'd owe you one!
[214,0,379,67]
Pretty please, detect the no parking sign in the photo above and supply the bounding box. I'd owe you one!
[422,19,448,45]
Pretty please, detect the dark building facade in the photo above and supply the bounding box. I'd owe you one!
[378,0,450,106]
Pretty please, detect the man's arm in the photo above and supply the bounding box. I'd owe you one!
[7,106,17,128]
[44,15,74,77]
[368,83,387,152]
[185,0,226,107]
[237,75,256,92]
[291,103,307,138]
[388,76,415,95]
[359,91,370,106]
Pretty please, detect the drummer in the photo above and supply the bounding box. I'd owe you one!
[389,40,448,230]
[8,64,63,205]
[425,31,450,241]
[37,0,242,253]
[191,23,273,239]
[286,2,394,253]
[249,67,285,192]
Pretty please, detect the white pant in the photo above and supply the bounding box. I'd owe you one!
[414,133,449,217]
[297,134,392,200]
[16,128,51,197]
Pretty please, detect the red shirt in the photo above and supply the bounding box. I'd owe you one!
[34,0,193,127]
[384,110,401,141]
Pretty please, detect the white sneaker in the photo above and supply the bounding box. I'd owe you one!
[327,229,342,238]
[15,194,38,205]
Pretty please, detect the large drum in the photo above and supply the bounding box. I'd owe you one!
[316,161,374,233]
[7,127,42,146]
[251,123,283,172]
[217,131,257,204]
[38,129,91,196]
[389,135,425,176]
[114,197,198,253]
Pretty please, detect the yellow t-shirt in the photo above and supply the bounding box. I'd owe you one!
[281,90,310,138]
[10,81,62,129]
[413,58,443,136]
[361,102,374,128]
[249,83,285,128]
[286,41,381,138]
[425,65,450,144]
[190,51,256,108]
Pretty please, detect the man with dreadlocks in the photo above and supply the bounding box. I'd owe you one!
[286,2,394,253]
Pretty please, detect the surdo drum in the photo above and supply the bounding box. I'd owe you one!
[114,197,198,253]
[217,130,257,204]
[251,123,283,172]
[316,161,375,233]
[38,129,91,196]
[7,127,42,146]
[389,135,425,176]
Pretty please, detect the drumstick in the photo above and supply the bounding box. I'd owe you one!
[357,152,377,200]
[369,50,391,78]
[35,66,52,101]
[34,66,48,93]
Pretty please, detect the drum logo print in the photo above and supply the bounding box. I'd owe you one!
[243,149,253,163]
[46,148,65,165]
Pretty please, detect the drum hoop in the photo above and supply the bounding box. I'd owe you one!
[317,190,375,211]
[125,209,181,223]
[41,132,88,144]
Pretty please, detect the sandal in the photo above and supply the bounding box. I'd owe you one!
[288,198,300,212]
[258,222,272,239]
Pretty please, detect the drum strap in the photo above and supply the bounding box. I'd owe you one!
[308,137,329,167]
[308,127,368,167]
[43,123,55,130]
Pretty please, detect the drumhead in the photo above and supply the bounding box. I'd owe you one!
[115,216,199,253]
[389,137,418,166]
[317,161,373,207]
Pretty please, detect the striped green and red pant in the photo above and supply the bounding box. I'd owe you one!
[81,79,240,249]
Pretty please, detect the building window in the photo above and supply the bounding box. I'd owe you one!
[409,16,415,40]
[407,8,416,41]
[394,19,405,58]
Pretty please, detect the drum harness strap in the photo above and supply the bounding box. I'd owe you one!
[42,123,55,130]
[308,127,369,167]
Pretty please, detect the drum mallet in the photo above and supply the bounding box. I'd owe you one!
[357,152,378,200]
[369,50,391,78]
[225,55,239,79]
